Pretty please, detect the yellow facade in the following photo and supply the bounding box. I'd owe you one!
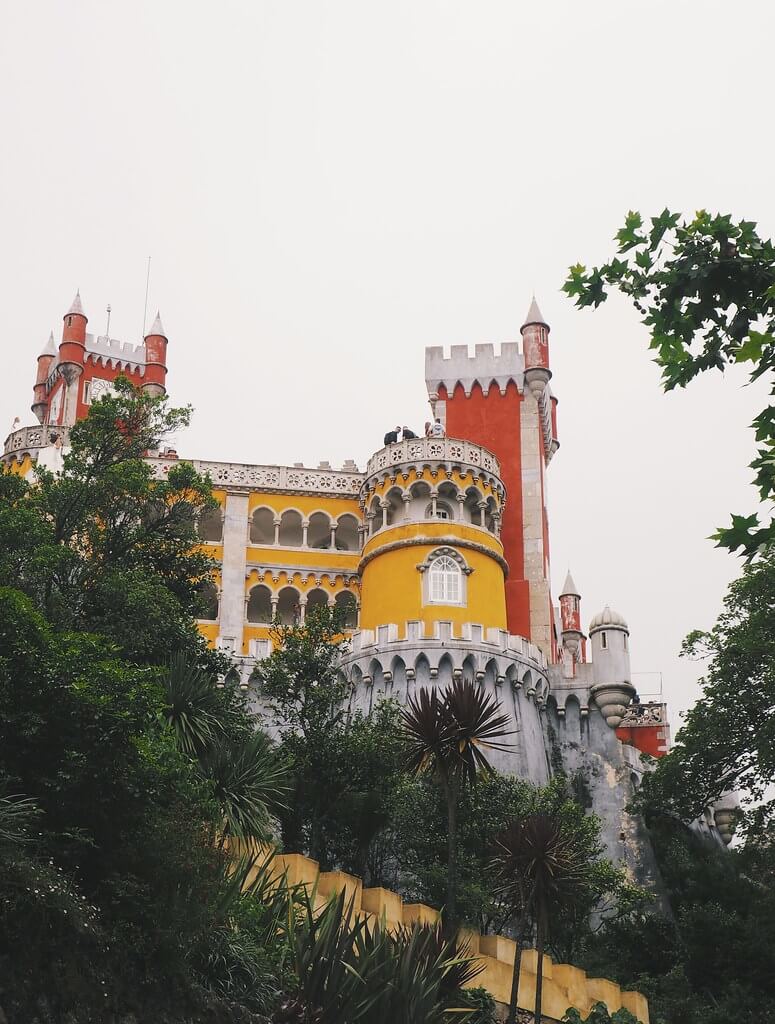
[359,520,507,633]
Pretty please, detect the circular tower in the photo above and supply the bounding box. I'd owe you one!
[358,435,507,633]
[588,606,635,728]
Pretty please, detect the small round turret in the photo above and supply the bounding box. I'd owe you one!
[521,297,551,397]
[143,311,168,398]
[589,605,634,728]
[59,291,88,382]
[559,569,583,661]
[31,331,57,423]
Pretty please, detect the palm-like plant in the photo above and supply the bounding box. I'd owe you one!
[161,652,227,757]
[204,730,289,845]
[493,812,594,1024]
[403,678,512,931]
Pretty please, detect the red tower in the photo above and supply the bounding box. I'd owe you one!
[143,312,169,398]
[425,299,559,657]
[29,291,171,427]
[31,332,57,424]
[559,570,586,675]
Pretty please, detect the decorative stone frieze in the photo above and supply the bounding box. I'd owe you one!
[364,437,501,480]
[3,424,72,461]
[148,457,364,497]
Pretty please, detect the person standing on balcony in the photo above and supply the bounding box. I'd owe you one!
[430,417,445,438]
[383,426,401,445]
[402,426,418,440]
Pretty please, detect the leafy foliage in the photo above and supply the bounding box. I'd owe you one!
[580,817,775,1024]
[255,609,406,875]
[637,550,775,830]
[492,796,615,1024]
[0,386,285,1021]
[402,680,512,930]
[563,1004,638,1024]
[564,210,775,555]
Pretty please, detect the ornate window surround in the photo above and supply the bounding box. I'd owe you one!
[417,546,472,607]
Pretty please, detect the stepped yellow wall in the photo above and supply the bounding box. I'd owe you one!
[248,849,649,1024]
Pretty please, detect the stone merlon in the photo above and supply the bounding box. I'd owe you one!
[425,342,525,398]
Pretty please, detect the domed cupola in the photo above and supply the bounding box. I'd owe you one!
[589,605,635,728]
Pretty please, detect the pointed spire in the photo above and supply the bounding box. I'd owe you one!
[146,311,166,339]
[41,331,56,357]
[560,569,580,598]
[522,295,548,329]
[67,290,85,317]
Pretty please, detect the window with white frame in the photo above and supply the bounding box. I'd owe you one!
[425,500,453,521]
[428,554,461,604]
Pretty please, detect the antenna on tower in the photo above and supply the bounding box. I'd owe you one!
[105,304,112,339]
[141,256,152,338]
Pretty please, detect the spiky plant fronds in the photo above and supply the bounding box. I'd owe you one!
[204,730,289,844]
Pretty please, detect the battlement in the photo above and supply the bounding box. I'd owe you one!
[85,333,148,370]
[346,619,548,671]
[425,341,525,398]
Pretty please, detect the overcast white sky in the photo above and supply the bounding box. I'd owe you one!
[2,1,772,726]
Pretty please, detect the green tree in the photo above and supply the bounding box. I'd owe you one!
[255,607,406,875]
[493,802,612,1024]
[637,550,775,830]
[0,384,288,1020]
[402,680,513,933]
[580,817,775,1024]
[563,209,775,556]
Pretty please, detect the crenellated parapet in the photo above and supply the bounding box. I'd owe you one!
[425,342,525,400]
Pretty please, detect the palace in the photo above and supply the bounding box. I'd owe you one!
[3,291,738,875]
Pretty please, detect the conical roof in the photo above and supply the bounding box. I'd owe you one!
[40,331,56,357]
[145,311,166,338]
[67,290,85,317]
[560,569,580,598]
[521,296,548,329]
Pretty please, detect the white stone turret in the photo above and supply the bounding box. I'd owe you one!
[589,606,635,728]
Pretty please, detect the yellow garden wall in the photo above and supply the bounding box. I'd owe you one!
[246,849,649,1024]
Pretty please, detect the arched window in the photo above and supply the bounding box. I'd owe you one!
[335,590,358,628]
[197,508,223,543]
[428,555,461,603]
[308,512,332,549]
[306,588,329,616]
[277,586,300,625]
[197,581,219,621]
[335,514,360,551]
[246,584,272,623]
[278,510,303,547]
[425,500,454,521]
[250,507,276,545]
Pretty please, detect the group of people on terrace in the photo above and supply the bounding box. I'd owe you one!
[383,418,445,446]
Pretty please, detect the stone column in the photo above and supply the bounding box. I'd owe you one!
[218,490,250,652]
[520,391,552,656]
[301,519,309,547]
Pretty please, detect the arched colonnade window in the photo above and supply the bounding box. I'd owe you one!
[366,480,499,536]
[246,583,358,628]
[250,507,360,551]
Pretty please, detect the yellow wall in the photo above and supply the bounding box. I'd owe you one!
[238,846,649,1024]
[359,521,506,633]
[246,546,359,572]
[247,490,361,519]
